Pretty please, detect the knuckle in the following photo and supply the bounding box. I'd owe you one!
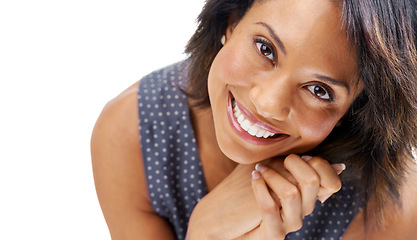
[309,157,326,169]
[301,174,320,187]
[333,180,342,192]
[282,186,300,201]
[328,178,342,192]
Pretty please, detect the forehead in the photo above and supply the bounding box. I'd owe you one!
[243,0,358,85]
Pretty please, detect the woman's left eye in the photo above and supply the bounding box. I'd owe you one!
[306,84,334,101]
[255,40,275,61]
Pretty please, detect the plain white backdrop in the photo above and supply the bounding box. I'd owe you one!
[0,0,205,239]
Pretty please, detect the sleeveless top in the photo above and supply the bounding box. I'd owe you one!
[138,61,363,240]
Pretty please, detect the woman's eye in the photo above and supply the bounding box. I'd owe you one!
[306,85,333,101]
[255,42,274,61]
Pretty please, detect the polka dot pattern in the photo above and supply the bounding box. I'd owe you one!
[138,61,208,240]
[138,61,363,240]
[286,183,363,239]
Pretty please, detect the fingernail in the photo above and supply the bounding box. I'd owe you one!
[255,163,268,173]
[331,163,346,171]
[301,155,313,161]
[252,170,261,180]
[319,194,333,204]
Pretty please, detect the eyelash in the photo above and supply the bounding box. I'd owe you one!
[254,37,335,102]
[254,38,277,64]
[305,83,335,102]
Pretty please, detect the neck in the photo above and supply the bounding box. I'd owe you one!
[189,105,237,192]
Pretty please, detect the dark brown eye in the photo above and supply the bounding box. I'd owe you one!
[314,86,327,97]
[256,42,274,61]
[307,85,332,101]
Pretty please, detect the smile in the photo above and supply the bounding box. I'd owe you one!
[227,92,289,145]
[232,100,277,138]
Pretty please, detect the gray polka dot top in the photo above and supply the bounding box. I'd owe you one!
[138,61,363,240]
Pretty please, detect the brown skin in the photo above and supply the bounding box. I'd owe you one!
[91,0,417,239]
[91,82,175,239]
[207,0,361,165]
[92,81,417,239]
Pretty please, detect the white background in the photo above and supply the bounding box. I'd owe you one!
[0,0,205,239]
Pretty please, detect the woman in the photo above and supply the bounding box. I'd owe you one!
[91,0,417,239]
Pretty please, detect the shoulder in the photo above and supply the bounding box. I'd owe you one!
[91,81,141,168]
[91,80,148,209]
[91,81,176,239]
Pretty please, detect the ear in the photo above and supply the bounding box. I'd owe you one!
[225,24,234,41]
[225,12,238,42]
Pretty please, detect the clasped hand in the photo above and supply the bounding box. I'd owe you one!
[187,154,344,240]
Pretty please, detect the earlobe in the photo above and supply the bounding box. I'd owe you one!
[222,26,232,46]
[221,26,232,46]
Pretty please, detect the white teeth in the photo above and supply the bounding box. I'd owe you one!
[233,107,241,118]
[237,114,244,124]
[232,99,276,138]
[256,129,266,138]
[248,125,260,136]
[233,105,239,112]
[241,119,251,131]
[264,132,273,138]
[234,110,239,118]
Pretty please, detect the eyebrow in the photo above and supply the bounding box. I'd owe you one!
[314,74,351,94]
[255,21,351,94]
[255,22,287,55]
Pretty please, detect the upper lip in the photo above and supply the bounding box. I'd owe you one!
[231,92,287,135]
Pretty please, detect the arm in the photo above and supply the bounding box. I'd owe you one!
[91,82,175,240]
[343,165,417,239]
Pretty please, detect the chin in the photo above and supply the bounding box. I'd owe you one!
[216,137,270,164]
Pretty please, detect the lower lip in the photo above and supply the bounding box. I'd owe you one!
[226,92,289,146]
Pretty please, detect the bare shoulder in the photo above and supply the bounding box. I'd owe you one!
[343,163,417,239]
[91,81,175,239]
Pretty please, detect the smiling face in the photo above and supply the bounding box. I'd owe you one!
[207,0,362,163]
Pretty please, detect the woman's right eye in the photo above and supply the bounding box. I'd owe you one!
[255,39,275,62]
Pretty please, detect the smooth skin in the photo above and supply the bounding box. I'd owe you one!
[92,82,417,239]
[189,0,359,237]
[91,0,417,239]
[207,0,360,165]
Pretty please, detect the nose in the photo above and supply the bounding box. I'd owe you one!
[249,76,292,121]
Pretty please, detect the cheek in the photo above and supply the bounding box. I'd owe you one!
[209,40,256,88]
[296,110,340,146]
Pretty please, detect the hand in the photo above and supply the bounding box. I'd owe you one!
[248,154,344,239]
[187,163,262,240]
[187,155,344,240]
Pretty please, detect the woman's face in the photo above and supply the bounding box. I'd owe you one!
[207,0,362,163]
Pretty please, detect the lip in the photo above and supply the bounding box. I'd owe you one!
[227,92,290,145]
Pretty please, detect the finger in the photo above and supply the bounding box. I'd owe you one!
[283,154,320,216]
[318,163,345,203]
[256,164,303,233]
[306,156,343,201]
[251,170,286,238]
[264,159,297,185]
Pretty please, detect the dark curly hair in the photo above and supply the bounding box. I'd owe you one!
[184,0,417,227]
